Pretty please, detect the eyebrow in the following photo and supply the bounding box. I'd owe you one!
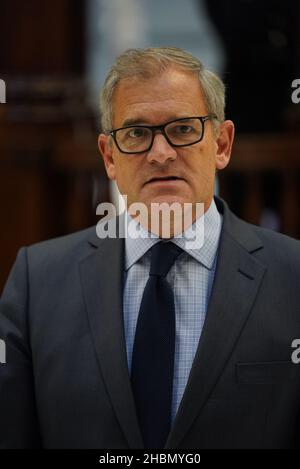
[121,115,194,128]
[121,118,150,127]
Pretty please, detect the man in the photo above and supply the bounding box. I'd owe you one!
[1,47,300,449]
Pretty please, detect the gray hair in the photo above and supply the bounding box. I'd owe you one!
[100,46,225,133]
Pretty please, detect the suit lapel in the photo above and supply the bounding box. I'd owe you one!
[165,199,267,448]
[79,227,144,449]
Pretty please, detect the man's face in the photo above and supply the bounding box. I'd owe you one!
[99,67,234,216]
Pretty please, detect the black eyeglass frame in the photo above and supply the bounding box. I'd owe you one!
[107,114,218,154]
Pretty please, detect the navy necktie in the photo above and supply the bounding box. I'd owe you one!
[131,241,183,448]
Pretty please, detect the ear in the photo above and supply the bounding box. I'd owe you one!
[215,120,235,170]
[98,133,116,180]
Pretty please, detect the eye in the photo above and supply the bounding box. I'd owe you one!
[127,127,148,138]
[175,125,193,134]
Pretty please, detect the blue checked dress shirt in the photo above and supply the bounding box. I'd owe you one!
[123,199,222,424]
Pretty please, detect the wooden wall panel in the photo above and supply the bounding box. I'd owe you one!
[0,0,85,75]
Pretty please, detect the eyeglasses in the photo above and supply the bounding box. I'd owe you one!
[108,114,217,154]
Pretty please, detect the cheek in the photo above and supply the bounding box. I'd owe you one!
[188,148,215,176]
[114,159,140,192]
[188,151,216,194]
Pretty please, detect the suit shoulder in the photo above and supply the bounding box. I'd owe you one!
[221,196,300,269]
[217,196,300,262]
[240,222,300,274]
[251,223,300,255]
[26,226,98,266]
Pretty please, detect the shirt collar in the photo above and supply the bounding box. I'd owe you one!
[124,198,222,271]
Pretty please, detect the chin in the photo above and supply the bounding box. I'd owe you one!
[145,195,192,207]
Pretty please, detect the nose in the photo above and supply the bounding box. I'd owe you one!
[146,132,177,165]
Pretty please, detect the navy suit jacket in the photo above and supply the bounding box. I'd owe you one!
[1,197,300,448]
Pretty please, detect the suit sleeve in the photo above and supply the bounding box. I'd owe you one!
[0,248,42,448]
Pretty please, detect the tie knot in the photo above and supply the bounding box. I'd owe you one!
[149,241,183,277]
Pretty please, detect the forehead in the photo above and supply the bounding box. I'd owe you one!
[111,68,207,127]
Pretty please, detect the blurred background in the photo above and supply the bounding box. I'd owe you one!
[0,0,300,292]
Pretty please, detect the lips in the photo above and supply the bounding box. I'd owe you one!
[146,176,183,184]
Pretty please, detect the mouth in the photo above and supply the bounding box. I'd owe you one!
[145,176,184,185]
